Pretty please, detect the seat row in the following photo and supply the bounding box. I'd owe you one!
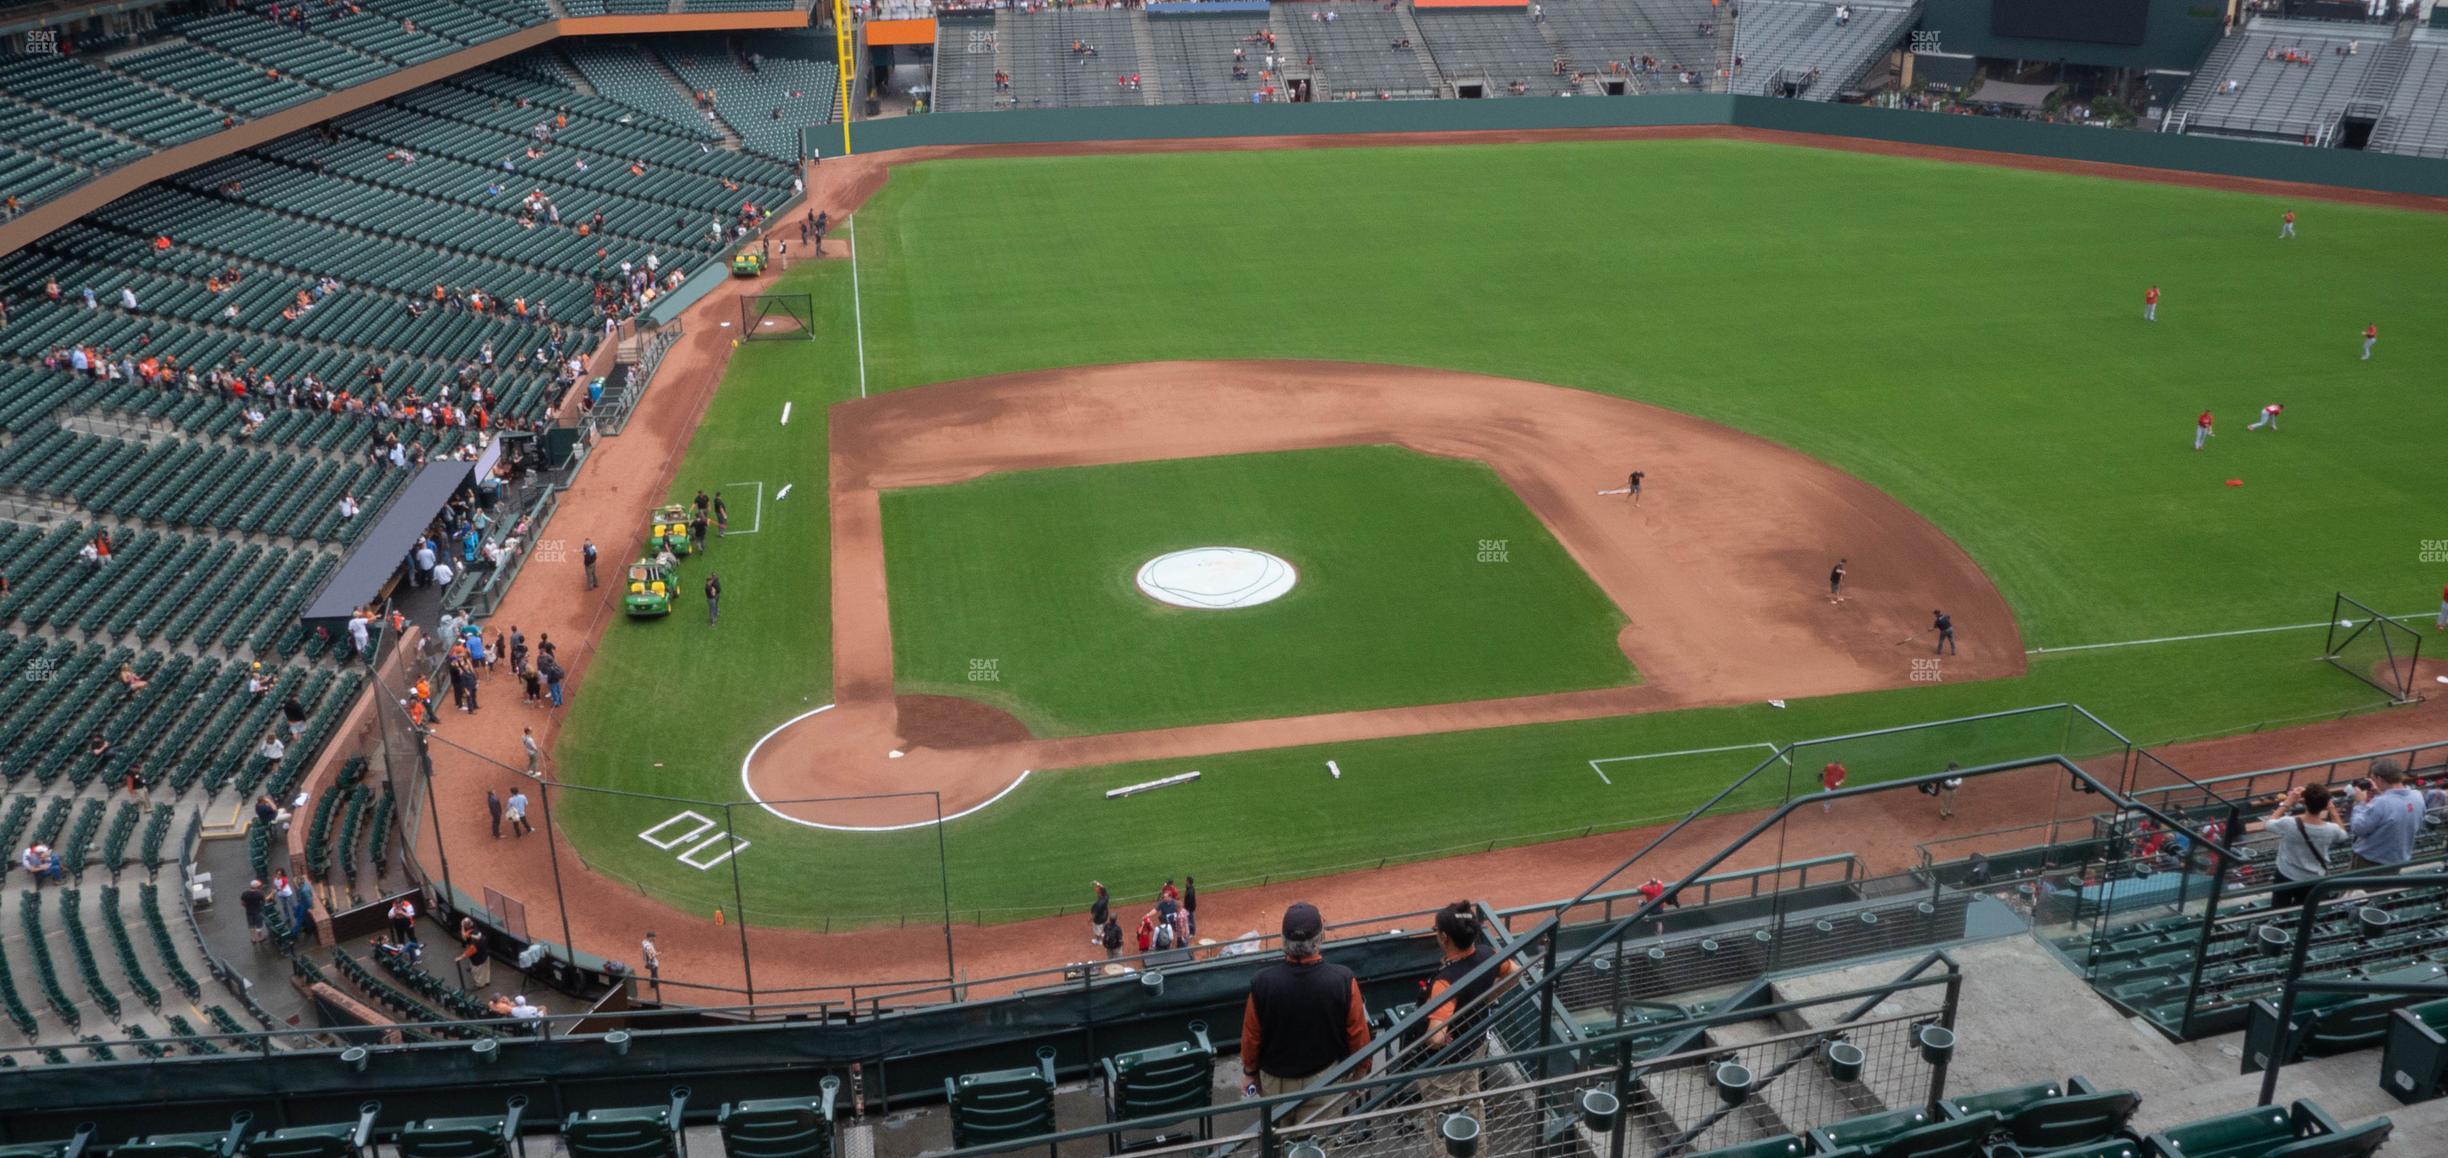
[7,1084,840,1158]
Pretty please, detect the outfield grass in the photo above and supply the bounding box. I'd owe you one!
[550,140,2448,927]
[881,446,1635,735]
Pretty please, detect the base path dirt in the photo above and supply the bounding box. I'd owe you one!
[410,124,2448,1006]
[748,359,2022,828]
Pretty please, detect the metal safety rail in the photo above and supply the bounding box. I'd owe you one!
[934,951,1966,1158]
[1275,713,2247,1141]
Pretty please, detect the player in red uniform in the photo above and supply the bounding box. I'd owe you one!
[2194,409,2214,451]
[2144,285,2160,322]
[2280,210,2296,239]
[2247,403,2283,431]
[2361,323,2378,360]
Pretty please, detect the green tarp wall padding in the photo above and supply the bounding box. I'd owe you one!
[823,94,2448,198]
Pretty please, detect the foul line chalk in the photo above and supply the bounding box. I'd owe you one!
[780,401,792,425]
[1587,742,1784,786]
[2032,609,2437,656]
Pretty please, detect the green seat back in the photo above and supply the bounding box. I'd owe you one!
[1681,1136,1811,1158]
[395,1117,512,1158]
[561,1114,676,1158]
[1946,1080,2064,1119]
[2145,1104,2294,1158]
[1862,1111,1998,1158]
[2299,997,2411,1056]
[1105,1038,1214,1122]
[120,1115,252,1158]
[945,1060,1056,1149]
[1811,1107,1938,1151]
[717,1094,836,1158]
[241,1103,377,1158]
[2021,1142,2142,1158]
[2259,1118,2391,1158]
[0,1125,95,1158]
[2007,1090,2141,1151]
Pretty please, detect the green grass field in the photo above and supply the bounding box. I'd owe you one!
[881,446,1635,736]
[553,138,2448,927]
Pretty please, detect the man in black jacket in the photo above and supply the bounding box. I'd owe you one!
[1241,903,1371,1114]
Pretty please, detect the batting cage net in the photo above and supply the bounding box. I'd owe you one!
[739,291,814,341]
[2324,592,2424,703]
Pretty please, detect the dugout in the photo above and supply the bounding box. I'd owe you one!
[298,436,506,640]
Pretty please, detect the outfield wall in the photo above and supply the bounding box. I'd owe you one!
[836,96,2448,200]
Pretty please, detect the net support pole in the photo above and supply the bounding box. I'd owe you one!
[536,776,577,971]
[728,802,757,1008]
[833,0,855,157]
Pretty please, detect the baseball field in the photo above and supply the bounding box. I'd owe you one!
[544,135,2448,930]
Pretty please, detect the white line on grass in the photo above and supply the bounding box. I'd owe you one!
[1587,743,1784,785]
[847,214,868,399]
[721,481,765,536]
[780,401,792,425]
[2031,610,2437,656]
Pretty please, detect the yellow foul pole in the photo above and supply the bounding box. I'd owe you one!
[832,0,855,157]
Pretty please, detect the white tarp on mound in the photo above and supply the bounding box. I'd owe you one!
[1135,547,1297,609]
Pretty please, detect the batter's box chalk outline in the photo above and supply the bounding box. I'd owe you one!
[678,832,750,871]
[640,810,717,850]
[720,481,766,536]
[1586,743,1785,786]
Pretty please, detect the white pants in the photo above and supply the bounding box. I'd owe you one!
[2194,426,2210,449]
[2280,222,2295,237]
[2145,303,2157,321]
[2361,337,2375,359]
[2437,600,2446,629]
[2248,413,2277,430]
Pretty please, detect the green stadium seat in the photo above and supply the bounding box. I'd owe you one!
[0,1124,97,1158]
[240,1102,380,1158]
[1943,1076,2139,1154]
[717,1080,841,1158]
[116,1112,254,1158]
[945,1051,1058,1149]
[2139,1100,2389,1158]
[563,1088,689,1158]
[1810,1107,1998,1158]
[395,1096,528,1158]
[2380,996,2448,1104]
[1679,1138,1824,1158]
[1101,1024,1215,1146]
[2020,1143,2142,1158]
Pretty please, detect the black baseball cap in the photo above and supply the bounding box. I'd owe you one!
[1282,902,1323,941]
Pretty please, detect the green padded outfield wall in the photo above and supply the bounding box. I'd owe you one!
[832,95,2448,199]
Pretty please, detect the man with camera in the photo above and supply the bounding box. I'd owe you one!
[2346,760,2424,872]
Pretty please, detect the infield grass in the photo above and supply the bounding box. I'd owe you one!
[881,446,1635,736]
[549,139,2448,927]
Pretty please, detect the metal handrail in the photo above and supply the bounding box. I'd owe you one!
[2255,872,2448,1106]
[925,951,1962,1158]
[1303,743,2245,1127]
